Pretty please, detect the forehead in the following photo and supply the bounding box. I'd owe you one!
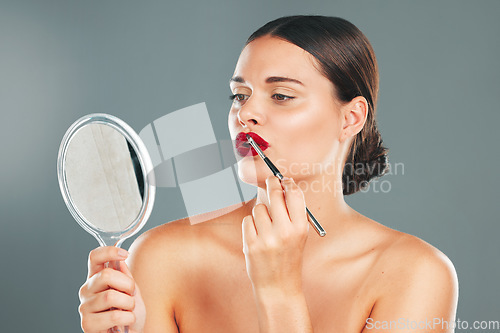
[232,36,323,84]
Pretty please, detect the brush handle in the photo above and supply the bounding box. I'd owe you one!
[264,157,283,179]
[306,207,326,237]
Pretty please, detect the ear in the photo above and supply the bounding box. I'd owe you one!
[339,96,368,143]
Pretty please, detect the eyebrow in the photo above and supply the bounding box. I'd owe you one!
[229,76,304,86]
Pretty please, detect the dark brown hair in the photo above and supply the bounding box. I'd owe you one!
[246,15,389,195]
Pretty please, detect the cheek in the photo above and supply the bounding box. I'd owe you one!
[273,107,341,175]
[283,108,339,148]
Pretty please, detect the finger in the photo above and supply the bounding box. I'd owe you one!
[282,178,308,227]
[242,215,257,251]
[86,267,136,297]
[252,203,273,236]
[88,246,129,278]
[265,175,290,224]
[81,289,135,314]
[81,310,135,332]
[120,260,134,279]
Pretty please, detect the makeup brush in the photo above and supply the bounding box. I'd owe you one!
[245,134,326,237]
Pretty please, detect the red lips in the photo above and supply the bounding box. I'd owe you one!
[235,132,269,157]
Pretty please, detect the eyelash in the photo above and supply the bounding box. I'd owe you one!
[229,93,295,102]
[229,94,247,101]
[272,93,295,101]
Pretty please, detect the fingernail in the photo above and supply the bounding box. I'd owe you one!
[118,248,129,258]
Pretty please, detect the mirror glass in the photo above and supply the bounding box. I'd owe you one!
[58,114,155,247]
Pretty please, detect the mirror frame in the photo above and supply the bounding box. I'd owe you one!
[57,113,156,246]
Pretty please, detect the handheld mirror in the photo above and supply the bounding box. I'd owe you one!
[57,113,155,250]
[58,114,155,332]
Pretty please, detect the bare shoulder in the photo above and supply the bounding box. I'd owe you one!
[126,218,197,302]
[360,217,459,303]
[385,232,457,283]
[127,201,248,278]
[128,217,194,268]
[128,215,224,272]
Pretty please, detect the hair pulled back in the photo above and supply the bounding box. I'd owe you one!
[246,15,389,195]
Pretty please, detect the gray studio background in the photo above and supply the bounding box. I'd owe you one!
[1,0,499,331]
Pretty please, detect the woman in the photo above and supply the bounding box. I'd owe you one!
[78,16,458,332]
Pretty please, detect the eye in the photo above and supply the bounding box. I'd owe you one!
[272,93,295,101]
[229,94,249,102]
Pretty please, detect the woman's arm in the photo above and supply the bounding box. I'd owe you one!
[251,288,313,333]
[242,176,313,332]
[127,229,182,333]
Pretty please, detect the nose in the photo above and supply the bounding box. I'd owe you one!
[236,97,266,128]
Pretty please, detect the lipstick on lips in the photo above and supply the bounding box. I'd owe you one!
[235,132,269,157]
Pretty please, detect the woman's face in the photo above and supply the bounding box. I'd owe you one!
[228,36,345,187]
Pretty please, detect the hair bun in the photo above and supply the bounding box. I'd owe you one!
[342,126,389,195]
